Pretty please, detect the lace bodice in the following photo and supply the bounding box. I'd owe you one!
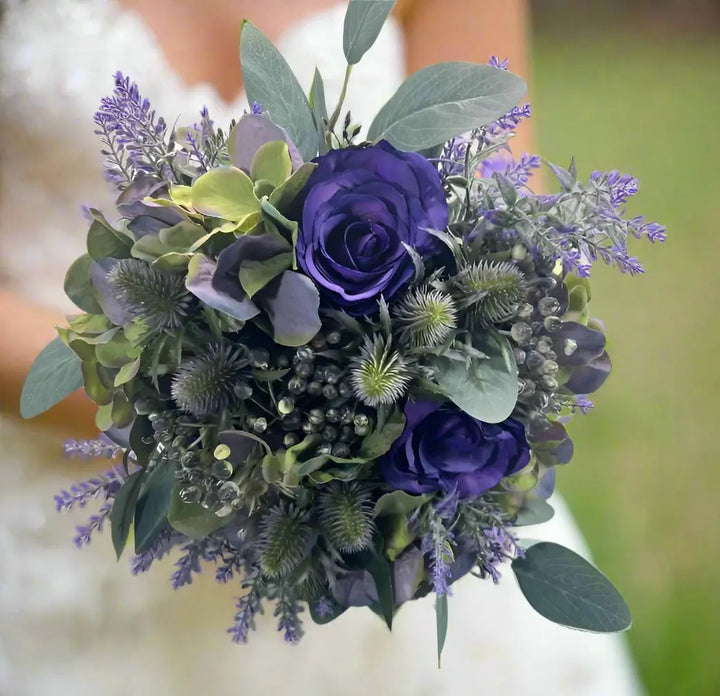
[0,0,404,312]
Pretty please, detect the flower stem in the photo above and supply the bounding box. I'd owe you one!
[325,64,353,145]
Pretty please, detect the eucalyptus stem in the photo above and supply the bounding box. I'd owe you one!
[325,63,353,144]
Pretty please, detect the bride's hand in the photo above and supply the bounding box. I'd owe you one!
[0,287,96,436]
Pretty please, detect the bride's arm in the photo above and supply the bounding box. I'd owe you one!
[0,287,96,436]
[398,0,535,156]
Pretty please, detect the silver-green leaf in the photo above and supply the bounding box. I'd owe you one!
[20,336,84,419]
[343,0,396,65]
[433,331,518,423]
[241,21,317,161]
[367,62,527,150]
[511,542,632,633]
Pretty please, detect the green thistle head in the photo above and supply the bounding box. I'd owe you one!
[107,258,192,331]
[170,343,248,416]
[350,335,411,407]
[453,260,526,325]
[394,287,457,347]
[318,482,375,554]
[259,504,313,579]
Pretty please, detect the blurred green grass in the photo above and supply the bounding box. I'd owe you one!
[532,33,720,696]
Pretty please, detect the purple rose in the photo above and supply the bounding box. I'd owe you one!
[380,401,530,499]
[297,141,448,315]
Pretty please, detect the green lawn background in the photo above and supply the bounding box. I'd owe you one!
[532,31,720,695]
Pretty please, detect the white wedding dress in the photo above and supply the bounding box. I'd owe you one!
[0,2,644,694]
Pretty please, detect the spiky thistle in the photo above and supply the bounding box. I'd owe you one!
[258,504,314,579]
[317,482,375,554]
[393,287,458,348]
[107,258,192,331]
[350,335,412,407]
[452,260,526,325]
[170,343,248,416]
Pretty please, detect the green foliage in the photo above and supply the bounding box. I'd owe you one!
[190,166,260,223]
[134,461,176,554]
[318,482,375,553]
[240,21,317,161]
[436,593,448,668]
[513,497,555,527]
[20,336,84,419]
[111,470,143,559]
[86,209,133,260]
[373,490,432,517]
[512,542,631,632]
[250,140,292,188]
[432,331,518,423]
[167,487,229,538]
[367,62,527,150]
[64,254,103,313]
[342,0,396,65]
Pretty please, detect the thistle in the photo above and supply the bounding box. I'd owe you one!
[349,335,411,407]
[393,287,457,348]
[107,258,192,331]
[258,504,313,579]
[318,482,375,554]
[170,343,248,416]
[452,260,526,325]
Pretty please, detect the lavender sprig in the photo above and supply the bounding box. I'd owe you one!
[64,437,122,460]
[54,470,122,512]
[423,509,455,597]
[94,72,174,186]
[73,500,112,548]
[228,571,265,644]
[273,585,304,644]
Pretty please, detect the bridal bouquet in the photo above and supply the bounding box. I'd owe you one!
[21,1,663,660]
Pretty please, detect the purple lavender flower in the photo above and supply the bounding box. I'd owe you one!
[93,72,172,186]
[74,501,112,548]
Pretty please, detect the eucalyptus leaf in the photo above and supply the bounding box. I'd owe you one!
[20,336,84,419]
[111,470,143,559]
[64,254,103,313]
[241,21,317,161]
[367,62,527,150]
[134,461,176,554]
[511,542,632,632]
[343,0,396,65]
[309,598,347,625]
[309,67,329,153]
[433,331,518,423]
[436,592,449,668]
[513,497,555,527]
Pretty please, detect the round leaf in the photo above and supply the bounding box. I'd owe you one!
[20,336,84,419]
[433,332,518,423]
[190,166,259,221]
[511,541,632,633]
